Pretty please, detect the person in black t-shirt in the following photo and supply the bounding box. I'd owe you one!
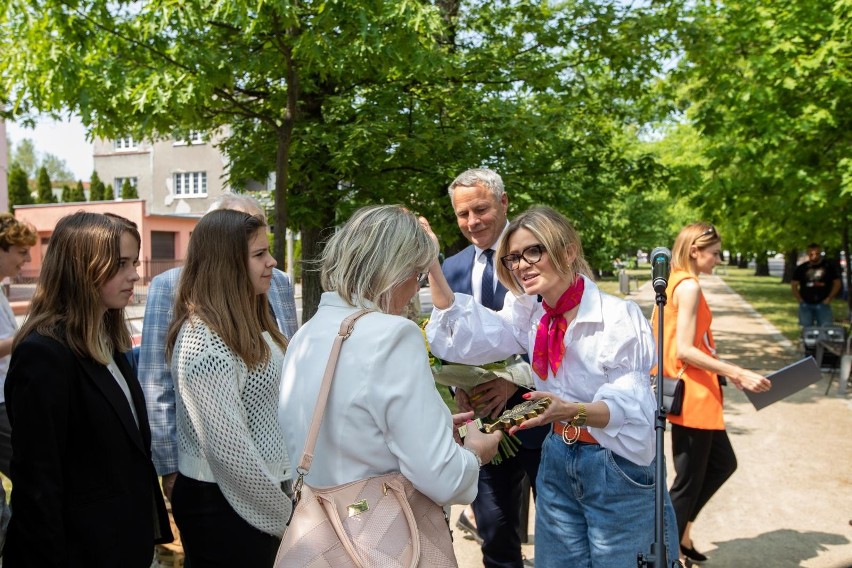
[792,243,841,327]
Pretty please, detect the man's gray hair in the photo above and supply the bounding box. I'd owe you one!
[447,168,505,203]
[207,193,266,220]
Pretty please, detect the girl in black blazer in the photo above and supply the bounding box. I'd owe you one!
[3,212,172,567]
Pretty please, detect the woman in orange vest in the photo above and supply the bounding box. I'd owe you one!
[655,223,771,565]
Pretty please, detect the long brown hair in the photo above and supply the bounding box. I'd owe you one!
[15,211,140,364]
[166,209,286,368]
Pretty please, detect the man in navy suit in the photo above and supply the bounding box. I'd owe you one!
[442,168,546,568]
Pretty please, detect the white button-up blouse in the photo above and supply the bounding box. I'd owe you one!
[426,275,657,465]
[279,292,480,506]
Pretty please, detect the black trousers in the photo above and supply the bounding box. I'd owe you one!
[669,424,738,540]
[471,443,541,568]
[0,403,11,477]
[172,474,281,568]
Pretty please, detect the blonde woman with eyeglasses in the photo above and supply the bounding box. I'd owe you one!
[425,206,678,567]
[654,222,771,565]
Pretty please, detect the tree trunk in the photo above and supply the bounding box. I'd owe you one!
[754,251,769,276]
[782,249,797,284]
[845,226,851,319]
[737,253,749,268]
[290,84,336,322]
[299,223,325,324]
[272,35,300,267]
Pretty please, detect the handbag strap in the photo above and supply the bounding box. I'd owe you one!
[297,309,373,474]
[677,362,688,380]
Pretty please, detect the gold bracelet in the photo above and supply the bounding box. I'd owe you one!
[570,402,587,428]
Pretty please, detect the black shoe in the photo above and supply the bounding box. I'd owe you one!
[455,512,483,544]
[680,544,707,562]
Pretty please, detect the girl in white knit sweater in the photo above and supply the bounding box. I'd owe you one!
[166,210,290,567]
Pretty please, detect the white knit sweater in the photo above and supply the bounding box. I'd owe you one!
[171,316,292,536]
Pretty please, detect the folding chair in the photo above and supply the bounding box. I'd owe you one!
[803,325,846,372]
[825,333,852,395]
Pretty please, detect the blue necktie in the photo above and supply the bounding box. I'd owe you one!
[481,249,495,310]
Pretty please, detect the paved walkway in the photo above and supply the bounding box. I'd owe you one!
[449,275,852,567]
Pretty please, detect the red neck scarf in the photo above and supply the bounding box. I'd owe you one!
[532,277,585,380]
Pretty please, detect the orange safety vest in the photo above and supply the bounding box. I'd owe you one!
[652,270,725,430]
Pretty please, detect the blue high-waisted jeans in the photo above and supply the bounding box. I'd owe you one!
[798,302,833,327]
[534,432,678,567]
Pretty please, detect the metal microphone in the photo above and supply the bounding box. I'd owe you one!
[651,247,671,294]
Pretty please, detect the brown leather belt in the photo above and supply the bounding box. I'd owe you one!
[553,422,598,445]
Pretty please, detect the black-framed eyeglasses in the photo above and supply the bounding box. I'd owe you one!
[500,244,545,271]
[692,225,717,246]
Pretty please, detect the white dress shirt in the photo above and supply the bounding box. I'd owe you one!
[426,275,657,465]
[470,223,509,305]
[278,292,480,505]
[471,246,497,306]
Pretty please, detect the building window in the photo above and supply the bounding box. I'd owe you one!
[114,136,137,151]
[173,172,207,197]
[173,130,206,146]
[114,177,138,199]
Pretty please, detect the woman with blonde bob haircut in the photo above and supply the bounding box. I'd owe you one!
[4,211,172,566]
[425,205,678,567]
[319,204,435,313]
[279,205,501,565]
[166,209,290,568]
[654,222,771,564]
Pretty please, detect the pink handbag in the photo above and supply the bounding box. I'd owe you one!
[274,310,459,568]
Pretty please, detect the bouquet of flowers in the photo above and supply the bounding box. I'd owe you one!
[420,319,530,465]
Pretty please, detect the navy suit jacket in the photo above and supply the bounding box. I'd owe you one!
[442,245,508,310]
[441,245,547,449]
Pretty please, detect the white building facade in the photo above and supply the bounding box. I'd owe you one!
[92,130,230,215]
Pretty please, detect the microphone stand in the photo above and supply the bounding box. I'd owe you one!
[637,286,680,568]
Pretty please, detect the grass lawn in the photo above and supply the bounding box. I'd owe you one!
[714,267,848,343]
[595,268,649,297]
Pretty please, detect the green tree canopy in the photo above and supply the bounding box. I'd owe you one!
[67,179,86,202]
[41,153,74,183]
[672,0,852,256]
[7,136,74,183]
[2,0,685,317]
[120,178,138,199]
[7,162,32,210]
[35,166,55,203]
[12,138,36,178]
[88,170,107,201]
